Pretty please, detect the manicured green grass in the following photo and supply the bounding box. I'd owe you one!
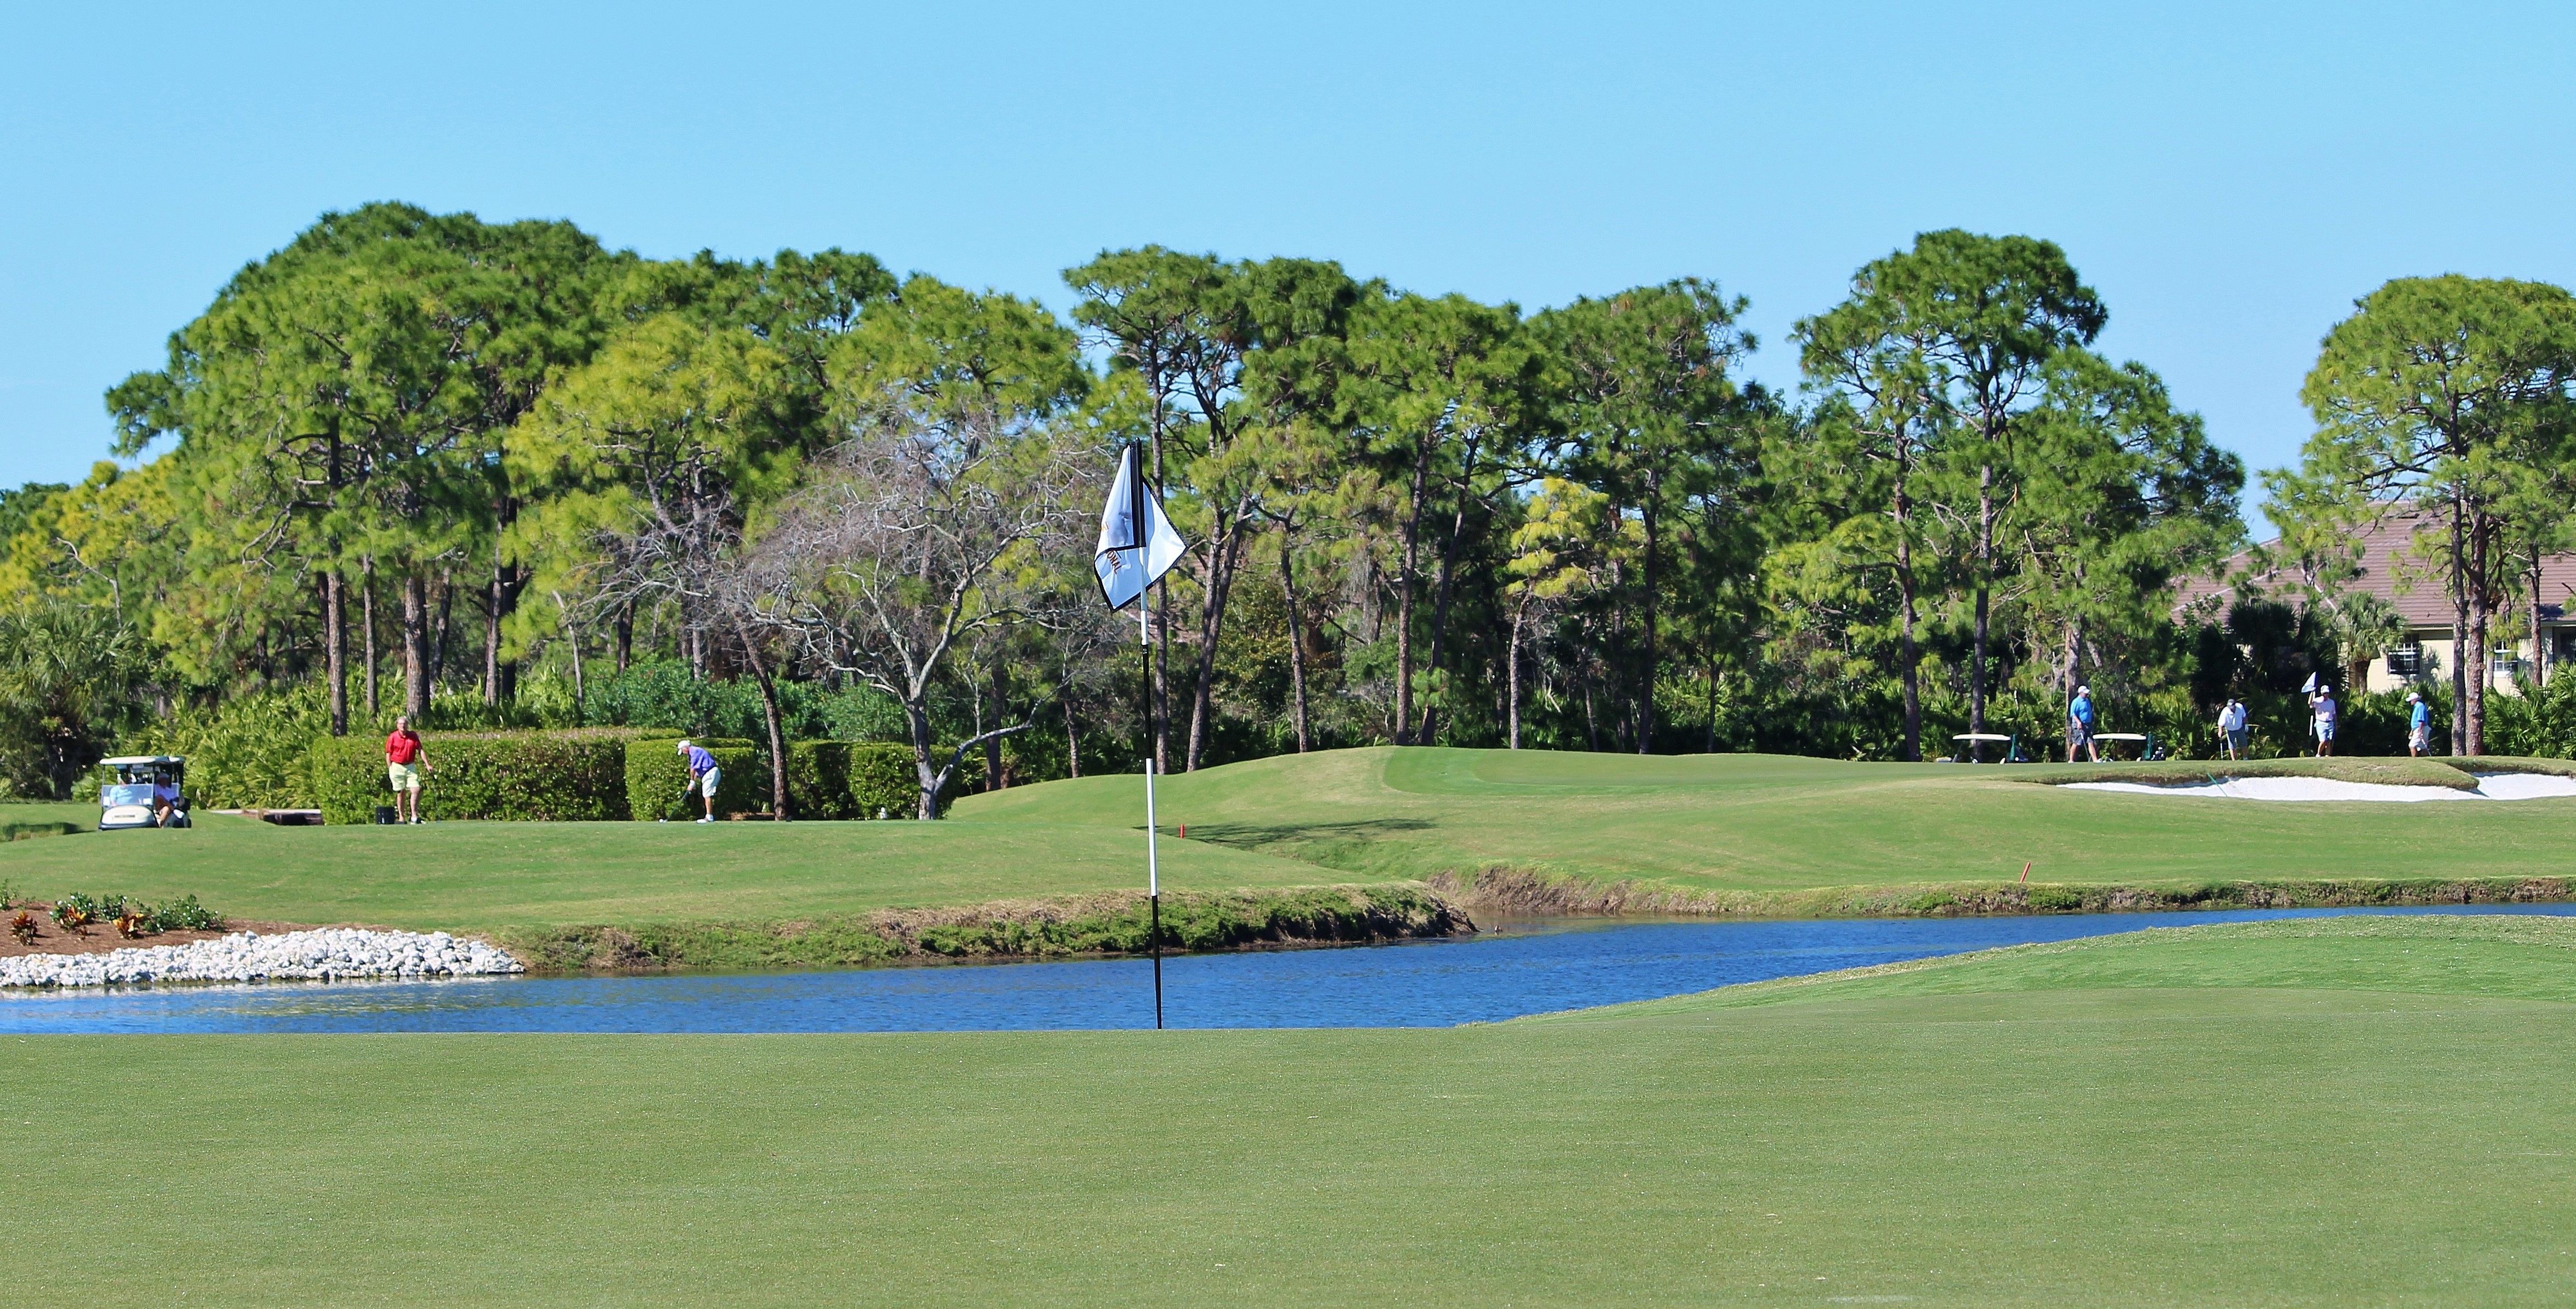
[0,799,93,841]
[1534,911,2576,1019]
[958,746,2576,894]
[13,916,2576,1306]
[0,814,1329,932]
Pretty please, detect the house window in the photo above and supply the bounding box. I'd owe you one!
[2494,649,2526,677]
[2386,643,2423,677]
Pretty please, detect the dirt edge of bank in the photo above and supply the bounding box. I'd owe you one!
[1430,866,2576,920]
[496,882,1470,974]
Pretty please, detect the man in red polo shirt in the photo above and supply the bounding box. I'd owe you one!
[386,715,430,824]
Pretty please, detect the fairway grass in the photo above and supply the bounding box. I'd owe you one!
[0,813,1332,932]
[1533,912,2576,1019]
[13,916,2576,1306]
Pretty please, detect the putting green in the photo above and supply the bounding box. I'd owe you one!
[9,916,2574,1306]
[958,746,2576,893]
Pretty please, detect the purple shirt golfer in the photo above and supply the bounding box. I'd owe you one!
[677,741,721,823]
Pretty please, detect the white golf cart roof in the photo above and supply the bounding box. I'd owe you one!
[100,755,184,767]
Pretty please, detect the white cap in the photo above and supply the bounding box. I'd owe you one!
[2076,685,2090,696]
[676,739,692,750]
[2406,690,2421,701]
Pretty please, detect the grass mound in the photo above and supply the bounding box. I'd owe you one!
[958,746,2576,898]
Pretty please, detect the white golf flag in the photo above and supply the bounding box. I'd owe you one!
[1094,444,1187,610]
[2301,672,2319,694]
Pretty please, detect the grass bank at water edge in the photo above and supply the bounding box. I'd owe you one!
[495,883,1466,973]
[1435,865,2576,918]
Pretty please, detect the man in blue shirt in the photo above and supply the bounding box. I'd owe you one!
[2066,685,2099,763]
[2406,690,2432,757]
[677,739,721,824]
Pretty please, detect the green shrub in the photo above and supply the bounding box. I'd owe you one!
[847,742,980,818]
[788,741,857,820]
[625,739,761,821]
[121,685,331,809]
[310,729,645,825]
[2025,885,2086,912]
[51,892,222,932]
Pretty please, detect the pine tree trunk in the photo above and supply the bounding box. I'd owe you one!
[402,574,432,720]
[1279,525,1311,753]
[2451,491,2469,755]
[1705,659,1718,753]
[985,665,1008,790]
[361,560,379,719]
[483,571,504,706]
[1184,517,1245,771]
[1416,438,1484,746]
[1895,458,1920,763]
[1392,444,1433,746]
[1636,496,1658,754]
[429,579,453,694]
[1969,462,1994,759]
[324,569,348,736]
[1063,695,1081,779]
[735,619,789,818]
[1507,604,1525,751]
[2467,509,2491,755]
[2533,546,2547,688]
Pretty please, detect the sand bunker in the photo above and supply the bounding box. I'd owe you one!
[2061,773,2576,802]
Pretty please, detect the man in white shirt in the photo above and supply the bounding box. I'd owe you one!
[2309,685,2338,758]
[2218,699,2249,760]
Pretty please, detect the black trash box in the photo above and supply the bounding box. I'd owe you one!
[374,806,398,825]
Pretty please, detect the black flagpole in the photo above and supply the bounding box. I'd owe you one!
[1133,442,1163,1030]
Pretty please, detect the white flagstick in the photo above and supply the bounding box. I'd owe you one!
[1095,440,1179,1030]
[1142,565,1162,1030]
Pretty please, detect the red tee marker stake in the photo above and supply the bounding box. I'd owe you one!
[2020,860,2032,884]
[1178,823,1185,840]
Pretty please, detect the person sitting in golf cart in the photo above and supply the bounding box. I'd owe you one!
[97,756,189,830]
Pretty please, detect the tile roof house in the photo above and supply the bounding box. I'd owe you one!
[2174,510,2576,695]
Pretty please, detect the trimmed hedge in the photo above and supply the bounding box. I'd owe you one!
[309,729,648,825]
[630,740,970,820]
[312,729,981,823]
[626,739,761,821]
[852,742,979,818]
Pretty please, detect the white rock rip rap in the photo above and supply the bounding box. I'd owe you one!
[0,928,525,988]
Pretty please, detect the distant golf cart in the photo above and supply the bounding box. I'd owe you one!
[97,755,189,830]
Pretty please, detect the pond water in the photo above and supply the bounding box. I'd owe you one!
[5,904,2567,1034]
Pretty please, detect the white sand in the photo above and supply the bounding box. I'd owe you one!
[2060,773,2576,803]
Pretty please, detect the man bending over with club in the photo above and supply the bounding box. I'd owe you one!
[677,739,721,823]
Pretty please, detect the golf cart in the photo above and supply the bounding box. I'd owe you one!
[97,755,189,830]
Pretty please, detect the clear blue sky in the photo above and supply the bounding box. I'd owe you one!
[6,1,2571,534]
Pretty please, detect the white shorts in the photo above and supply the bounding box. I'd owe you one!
[698,767,721,798]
